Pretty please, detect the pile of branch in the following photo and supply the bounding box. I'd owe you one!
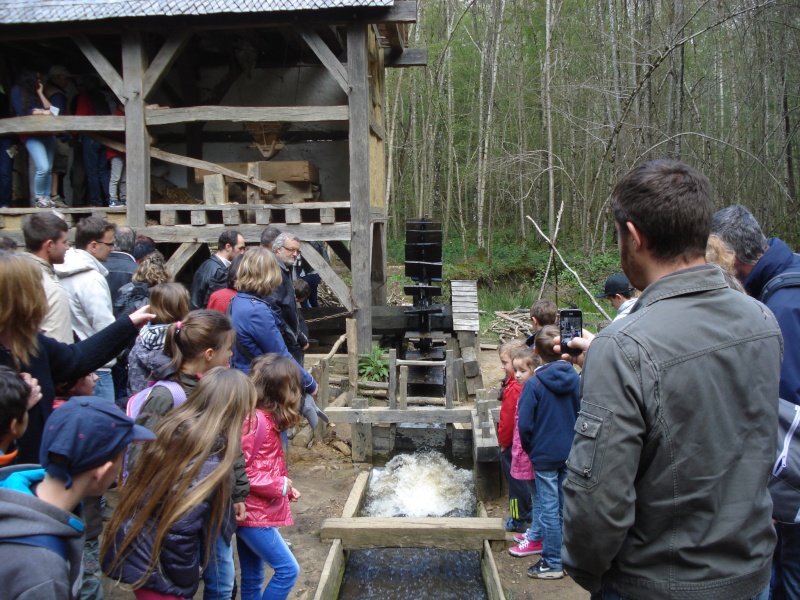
[317,282,342,307]
[487,310,532,343]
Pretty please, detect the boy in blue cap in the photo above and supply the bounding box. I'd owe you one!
[0,394,155,599]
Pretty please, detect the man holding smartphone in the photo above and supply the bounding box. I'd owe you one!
[561,160,783,600]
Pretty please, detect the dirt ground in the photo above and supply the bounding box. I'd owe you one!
[103,349,588,599]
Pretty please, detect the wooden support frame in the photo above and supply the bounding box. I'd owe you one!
[0,115,124,135]
[74,33,126,102]
[164,242,204,279]
[122,31,149,228]
[296,25,350,95]
[139,224,350,243]
[143,29,192,100]
[299,241,354,312]
[145,105,349,126]
[384,47,427,67]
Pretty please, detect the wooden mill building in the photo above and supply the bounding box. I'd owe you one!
[0,0,424,351]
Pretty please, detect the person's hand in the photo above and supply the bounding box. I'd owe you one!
[234,502,247,522]
[288,487,301,502]
[554,329,595,367]
[36,81,44,95]
[303,342,309,350]
[20,373,42,409]
[128,305,156,329]
[309,385,318,397]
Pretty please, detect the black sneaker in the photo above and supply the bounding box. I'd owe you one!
[527,558,564,579]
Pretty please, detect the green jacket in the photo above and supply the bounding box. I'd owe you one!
[563,265,783,599]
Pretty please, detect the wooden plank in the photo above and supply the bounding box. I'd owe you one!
[320,517,506,550]
[144,202,348,211]
[452,357,467,404]
[387,349,397,410]
[143,29,192,100]
[350,398,372,463]
[164,242,203,279]
[140,223,350,243]
[324,406,473,425]
[159,209,177,226]
[398,365,408,410]
[222,208,240,225]
[384,47,428,68]
[190,210,207,226]
[313,538,345,600]
[327,240,352,270]
[203,174,228,205]
[482,540,505,600]
[299,241,353,312]
[0,115,124,135]
[341,470,370,519]
[346,318,358,403]
[445,349,454,409]
[406,397,446,406]
[314,358,330,442]
[395,359,446,368]
[246,162,260,206]
[348,22,372,354]
[255,209,271,226]
[320,207,336,225]
[122,31,148,229]
[296,25,350,95]
[479,503,505,553]
[285,207,302,225]
[145,105,349,126]
[74,34,125,102]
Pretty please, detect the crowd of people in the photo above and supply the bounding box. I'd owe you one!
[0,158,798,600]
[1,66,126,209]
[0,216,328,599]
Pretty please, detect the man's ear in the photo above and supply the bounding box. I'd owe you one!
[626,221,645,251]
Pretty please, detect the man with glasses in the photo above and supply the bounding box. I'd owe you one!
[269,232,309,365]
[55,216,118,402]
[190,229,245,310]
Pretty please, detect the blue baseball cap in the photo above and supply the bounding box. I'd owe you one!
[40,396,156,488]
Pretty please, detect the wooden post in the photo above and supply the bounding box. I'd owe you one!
[445,349,454,409]
[371,221,387,307]
[388,348,397,409]
[346,318,358,404]
[348,23,373,354]
[122,31,149,229]
[203,174,228,204]
[351,397,372,463]
[398,365,408,410]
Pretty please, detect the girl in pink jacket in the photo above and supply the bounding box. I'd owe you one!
[238,353,303,600]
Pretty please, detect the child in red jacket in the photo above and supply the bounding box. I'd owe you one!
[497,340,532,533]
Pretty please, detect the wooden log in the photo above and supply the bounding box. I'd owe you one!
[203,174,228,205]
[291,424,313,448]
[313,538,345,600]
[398,365,408,410]
[346,318,358,403]
[146,105,349,126]
[461,346,480,378]
[406,397,446,406]
[341,471,370,519]
[164,242,203,279]
[324,406,473,425]
[0,115,124,135]
[350,398,372,463]
[388,348,397,410]
[395,359,447,367]
[319,517,506,550]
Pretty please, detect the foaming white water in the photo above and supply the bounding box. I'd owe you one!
[362,451,475,518]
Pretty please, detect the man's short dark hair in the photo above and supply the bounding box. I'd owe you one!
[22,212,68,252]
[75,216,115,250]
[710,205,769,266]
[218,229,241,251]
[0,366,29,436]
[260,226,281,248]
[611,160,713,262]
[114,226,136,255]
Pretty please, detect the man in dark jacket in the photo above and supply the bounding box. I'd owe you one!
[104,226,137,304]
[562,161,783,600]
[268,233,308,365]
[190,230,245,310]
[711,204,800,600]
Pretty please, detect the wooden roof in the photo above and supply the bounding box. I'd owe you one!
[0,0,395,24]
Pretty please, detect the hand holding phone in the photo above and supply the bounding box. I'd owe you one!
[560,309,583,356]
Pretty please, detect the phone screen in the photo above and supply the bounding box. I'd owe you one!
[560,309,583,356]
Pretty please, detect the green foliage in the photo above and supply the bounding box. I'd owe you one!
[358,345,389,382]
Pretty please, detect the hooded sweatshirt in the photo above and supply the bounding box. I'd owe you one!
[517,360,581,470]
[127,323,171,395]
[55,248,115,367]
[0,468,85,600]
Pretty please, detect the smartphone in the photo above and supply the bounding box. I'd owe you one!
[559,309,583,356]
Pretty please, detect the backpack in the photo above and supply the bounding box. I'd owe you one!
[114,282,149,319]
[769,398,800,523]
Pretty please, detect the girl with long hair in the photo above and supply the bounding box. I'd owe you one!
[237,353,303,600]
[103,367,256,599]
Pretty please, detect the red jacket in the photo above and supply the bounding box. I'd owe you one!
[239,409,293,528]
[497,377,521,448]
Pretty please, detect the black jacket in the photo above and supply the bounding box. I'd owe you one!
[190,256,227,310]
[105,252,137,304]
[267,263,307,350]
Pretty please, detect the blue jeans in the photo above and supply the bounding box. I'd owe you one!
[592,586,769,600]
[771,523,800,600]
[237,526,299,600]
[82,137,109,206]
[525,478,543,541]
[93,370,115,404]
[535,467,566,570]
[0,137,12,207]
[25,136,55,200]
[203,534,235,600]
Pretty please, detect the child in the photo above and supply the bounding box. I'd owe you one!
[517,325,581,580]
[525,299,558,348]
[129,309,249,600]
[127,283,190,395]
[0,366,30,465]
[0,392,155,599]
[238,354,303,600]
[103,367,256,599]
[508,346,544,557]
[496,339,531,533]
[53,372,98,409]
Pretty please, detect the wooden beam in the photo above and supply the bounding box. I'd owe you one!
[383,23,404,52]
[324,406,473,424]
[91,134,276,193]
[296,25,350,95]
[320,517,506,550]
[348,23,373,354]
[482,540,505,600]
[299,241,353,312]
[347,318,358,403]
[342,471,370,519]
[0,115,124,135]
[143,29,192,100]
[164,242,204,279]
[74,34,126,102]
[327,240,352,270]
[351,397,372,462]
[384,47,427,68]
[369,114,386,140]
[140,224,350,244]
[145,105,349,126]
[146,202,349,211]
[313,539,345,600]
[122,31,148,229]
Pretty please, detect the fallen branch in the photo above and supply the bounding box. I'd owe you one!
[538,201,565,301]
[323,332,348,361]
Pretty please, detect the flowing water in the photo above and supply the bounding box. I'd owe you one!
[338,451,488,600]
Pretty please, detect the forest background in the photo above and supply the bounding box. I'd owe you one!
[381,0,799,323]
